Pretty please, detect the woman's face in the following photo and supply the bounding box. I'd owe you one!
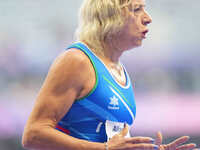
[119,0,152,50]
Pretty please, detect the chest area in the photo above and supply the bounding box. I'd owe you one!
[87,76,136,125]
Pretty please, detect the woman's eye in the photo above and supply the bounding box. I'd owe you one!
[134,7,141,12]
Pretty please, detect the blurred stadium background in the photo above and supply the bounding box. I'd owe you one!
[0,0,199,149]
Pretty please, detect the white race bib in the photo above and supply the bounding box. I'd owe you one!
[105,120,131,141]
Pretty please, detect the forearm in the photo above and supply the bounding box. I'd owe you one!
[22,126,105,150]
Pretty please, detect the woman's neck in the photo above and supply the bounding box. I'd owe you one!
[82,40,124,64]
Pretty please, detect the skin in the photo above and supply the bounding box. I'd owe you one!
[103,0,152,63]
[101,0,152,79]
[22,0,197,150]
[155,132,196,150]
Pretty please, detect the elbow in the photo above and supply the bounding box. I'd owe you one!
[22,135,31,149]
[22,130,34,149]
[21,127,39,149]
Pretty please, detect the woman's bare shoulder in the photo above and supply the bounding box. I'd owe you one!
[44,48,94,96]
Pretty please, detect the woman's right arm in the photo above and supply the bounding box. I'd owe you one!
[21,49,159,150]
[22,49,106,150]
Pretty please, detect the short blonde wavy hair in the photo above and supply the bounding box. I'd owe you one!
[75,0,133,55]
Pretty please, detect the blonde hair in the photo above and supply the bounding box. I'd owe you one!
[75,0,133,55]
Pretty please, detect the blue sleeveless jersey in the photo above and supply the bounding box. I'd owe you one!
[56,42,136,142]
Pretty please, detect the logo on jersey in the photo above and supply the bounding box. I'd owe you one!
[108,95,120,110]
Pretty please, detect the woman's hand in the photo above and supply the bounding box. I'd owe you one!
[155,132,196,150]
[107,124,159,150]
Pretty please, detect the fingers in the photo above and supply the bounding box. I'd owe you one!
[130,143,159,150]
[169,136,190,148]
[176,144,197,150]
[126,137,155,144]
[155,131,163,146]
[118,123,129,137]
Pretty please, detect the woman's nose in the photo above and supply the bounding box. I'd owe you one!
[142,12,152,25]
